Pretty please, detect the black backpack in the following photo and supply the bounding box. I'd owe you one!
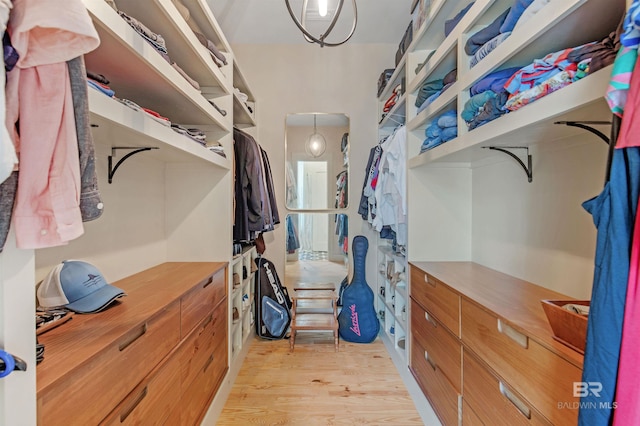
[254,256,292,340]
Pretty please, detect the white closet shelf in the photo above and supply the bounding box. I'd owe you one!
[233,61,256,102]
[378,56,407,102]
[408,0,623,100]
[88,89,231,168]
[378,245,406,263]
[233,93,256,128]
[458,0,624,94]
[379,94,407,130]
[409,0,467,53]
[408,29,458,95]
[83,0,230,128]
[408,65,613,168]
[115,0,231,93]
[408,83,458,131]
[179,0,232,54]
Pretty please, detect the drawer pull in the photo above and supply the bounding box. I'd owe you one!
[424,312,437,327]
[203,354,215,372]
[424,351,436,371]
[499,382,531,419]
[497,319,528,349]
[119,323,148,351]
[424,274,436,287]
[120,386,148,422]
[203,276,214,288]
[202,313,213,328]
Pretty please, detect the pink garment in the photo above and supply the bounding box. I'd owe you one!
[13,64,84,249]
[9,0,100,68]
[613,201,640,425]
[5,0,100,248]
[615,55,640,149]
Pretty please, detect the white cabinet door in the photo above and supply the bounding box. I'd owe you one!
[0,231,36,425]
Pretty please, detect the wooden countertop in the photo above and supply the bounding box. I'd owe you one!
[410,261,584,368]
[37,262,226,394]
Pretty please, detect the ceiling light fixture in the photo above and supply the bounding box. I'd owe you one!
[285,0,358,47]
[306,115,327,158]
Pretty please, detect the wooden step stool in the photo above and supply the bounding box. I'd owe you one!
[290,289,339,352]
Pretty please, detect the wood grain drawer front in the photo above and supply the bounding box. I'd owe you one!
[411,299,461,393]
[463,350,550,425]
[461,299,580,425]
[39,302,181,425]
[179,300,228,390]
[100,351,181,425]
[410,266,460,336]
[462,401,484,425]
[181,268,226,337]
[410,334,460,426]
[181,341,228,426]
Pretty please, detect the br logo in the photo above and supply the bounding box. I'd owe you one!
[573,382,603,398]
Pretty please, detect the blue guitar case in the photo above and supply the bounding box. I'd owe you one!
[338,235,380,343]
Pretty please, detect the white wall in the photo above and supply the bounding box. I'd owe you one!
[34,143,168,283]
[471,137,609,299]
[232,43,397,281]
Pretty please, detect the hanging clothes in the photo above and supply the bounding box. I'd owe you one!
[358,144,382,221]
[613,190,640,425]
[372,126,407,246]
[6,0,100,249]
[285,214,300,254]
[233,128,278,243]
[335,170,348,208]
[335,213,348,254]
[579,148,640,426]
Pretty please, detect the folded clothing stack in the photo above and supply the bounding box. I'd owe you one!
[383,84,403,116]
[416,68,457,113]
[171,124,207,145]
[462,67,520,130]
[420,110,457,153]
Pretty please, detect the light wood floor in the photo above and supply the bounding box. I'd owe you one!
[217,334,424,425]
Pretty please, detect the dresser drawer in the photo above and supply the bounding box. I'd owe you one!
[39,301,181,425]
[410,265,460,336]
[100,351,181,425]
[462,401,484,425]
[181,341,228,426]
[463,349,550,425]
[411,299,461,393]
[410,333,460,426]
[181,268,226,337]
[461,299,580,425]
[179,300,227,389]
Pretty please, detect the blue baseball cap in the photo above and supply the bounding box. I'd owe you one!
[37,260,126,313]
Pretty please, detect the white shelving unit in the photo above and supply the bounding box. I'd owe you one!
[376,244,408,360]
[230,246,258,361]
[375,36,409,363]
[394,0,626,424]
[0,0,258,422]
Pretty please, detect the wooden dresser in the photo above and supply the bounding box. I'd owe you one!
[36,262,228,425]
[409,262,584,425]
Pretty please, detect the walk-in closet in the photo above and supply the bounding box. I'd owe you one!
[0,0,637,425]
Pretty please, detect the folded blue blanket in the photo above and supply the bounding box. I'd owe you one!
[470,66,522,96]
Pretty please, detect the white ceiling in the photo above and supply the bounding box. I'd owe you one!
[207,0,415,45]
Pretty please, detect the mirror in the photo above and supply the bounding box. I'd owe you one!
[284,212,348,288]
[285,113,349,210]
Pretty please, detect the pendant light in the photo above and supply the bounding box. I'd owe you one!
[285,0,358,47]
[306,115,326,158]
